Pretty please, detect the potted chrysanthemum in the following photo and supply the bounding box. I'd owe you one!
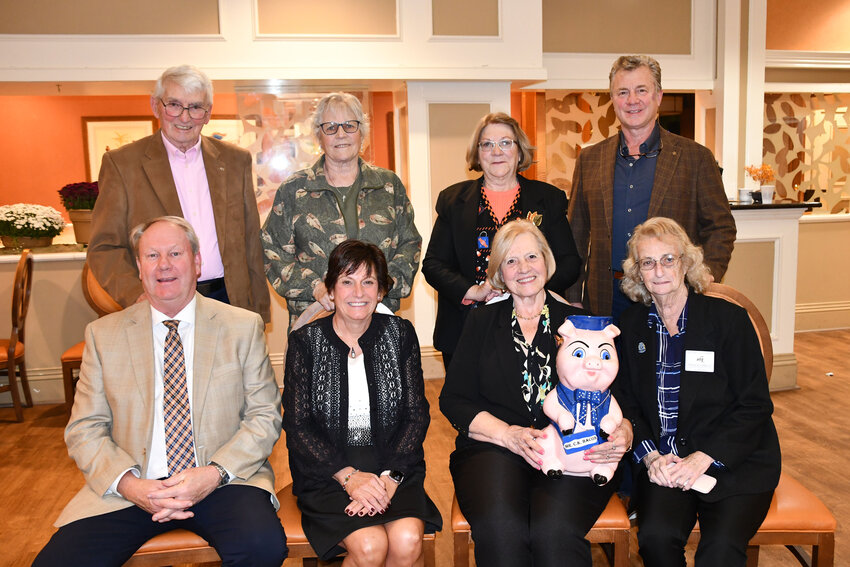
[0,203,66,248]
[58,181,99,244]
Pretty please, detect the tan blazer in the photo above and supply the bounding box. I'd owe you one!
[567,128,736,315]
[56,294,282,527]
[88,131,271,322]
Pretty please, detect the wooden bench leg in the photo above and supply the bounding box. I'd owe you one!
[62,361,77,417]
[613,530,630,567]
[453,530,470,567]
[745,544,759,567]
[812,532,835,567]
[423,534,435,567]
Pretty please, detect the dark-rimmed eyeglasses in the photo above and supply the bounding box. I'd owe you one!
[639,253,681,271]
[478,139,516,152]
[159,99,209,120]
[620,141,663,159]
[319,120,361,135]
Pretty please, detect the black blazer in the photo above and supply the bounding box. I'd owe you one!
[422,175,582,355]
[611,293,781,502]
[439,292,586,452]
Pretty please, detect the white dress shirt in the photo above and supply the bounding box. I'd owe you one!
[110,298,198,493]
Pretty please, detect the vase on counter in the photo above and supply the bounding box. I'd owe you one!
[760,184,775,204]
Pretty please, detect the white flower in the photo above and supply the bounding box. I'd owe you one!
[0,203,66,237]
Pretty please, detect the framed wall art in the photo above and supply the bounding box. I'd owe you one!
[82,116,157,181]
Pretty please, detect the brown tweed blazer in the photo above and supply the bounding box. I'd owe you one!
[87,131,270,321]
[567,127,736,315]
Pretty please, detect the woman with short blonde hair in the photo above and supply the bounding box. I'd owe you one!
[440,219,632,567]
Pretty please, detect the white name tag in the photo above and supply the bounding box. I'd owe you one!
[685,350,715,372]
[562,431,599,454]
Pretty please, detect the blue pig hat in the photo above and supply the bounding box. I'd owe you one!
[567,315,613,331]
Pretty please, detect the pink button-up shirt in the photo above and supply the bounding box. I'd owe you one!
[161,133,225,281]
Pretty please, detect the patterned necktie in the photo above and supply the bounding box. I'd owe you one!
[163,320,195,475]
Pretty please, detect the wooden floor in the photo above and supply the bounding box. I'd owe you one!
[3,329,848,567]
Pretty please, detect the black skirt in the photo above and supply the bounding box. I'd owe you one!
[296,446,443,560]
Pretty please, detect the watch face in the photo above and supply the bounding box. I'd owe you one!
[389,470,404,484]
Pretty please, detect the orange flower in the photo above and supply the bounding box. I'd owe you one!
[745,164,775,185]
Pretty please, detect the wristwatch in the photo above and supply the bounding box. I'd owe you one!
[380,470,405,485]
[210,461,229,487]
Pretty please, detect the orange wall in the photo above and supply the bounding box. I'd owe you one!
[370,92,393,171]
[0,92,396,218]
[0,93,238,218]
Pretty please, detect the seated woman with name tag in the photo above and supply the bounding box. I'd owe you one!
[611,217,781,567]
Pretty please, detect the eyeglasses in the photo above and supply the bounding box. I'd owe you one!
[478,139,516,152]
[620,141,663,159]
[639,253,682,271]
[319,120,361,135]
[159,99,209,120]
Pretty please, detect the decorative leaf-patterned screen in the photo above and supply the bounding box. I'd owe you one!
[544,90,850,214]
[763,93,850,213]
[544,91,615,196]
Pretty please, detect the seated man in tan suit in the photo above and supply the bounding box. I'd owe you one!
[88,64,270,322]
[34,217,287,567]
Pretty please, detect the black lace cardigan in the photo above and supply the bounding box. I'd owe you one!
[283,313,430,494]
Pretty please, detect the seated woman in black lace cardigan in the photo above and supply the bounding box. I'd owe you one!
[284,240,442,566]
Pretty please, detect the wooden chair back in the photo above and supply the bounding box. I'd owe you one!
[704,282,773,381]
[9,250,33,351]
[81,262,121,317]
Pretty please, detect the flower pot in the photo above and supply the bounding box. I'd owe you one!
[1,235,54,249]
[68,209,93,244]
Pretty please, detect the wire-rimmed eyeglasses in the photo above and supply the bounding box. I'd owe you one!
[639,253,682,271]
[620,141,663,159]
[159,99,209,120]
[319,120,361,135]
[478,139,516,152]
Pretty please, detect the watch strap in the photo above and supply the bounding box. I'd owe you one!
[380,469,404,484]
[210,461,229,487]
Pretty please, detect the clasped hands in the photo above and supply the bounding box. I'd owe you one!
[644,450,713,491]
[337,469,398,518]
[503,420,633,470]
[118,466,220,523]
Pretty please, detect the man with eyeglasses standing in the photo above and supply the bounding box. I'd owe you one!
[88,65,270,323]
[567,55,735,323]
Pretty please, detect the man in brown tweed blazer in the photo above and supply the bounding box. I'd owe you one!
[88,65,270,322]
[567,55,736,319]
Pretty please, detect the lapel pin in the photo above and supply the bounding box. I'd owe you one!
[638,341,646,353]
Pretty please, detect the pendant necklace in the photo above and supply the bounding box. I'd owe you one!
[349,346,357,359]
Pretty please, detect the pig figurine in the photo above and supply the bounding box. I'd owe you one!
[538,315,716,494]
[538,316,623,486]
